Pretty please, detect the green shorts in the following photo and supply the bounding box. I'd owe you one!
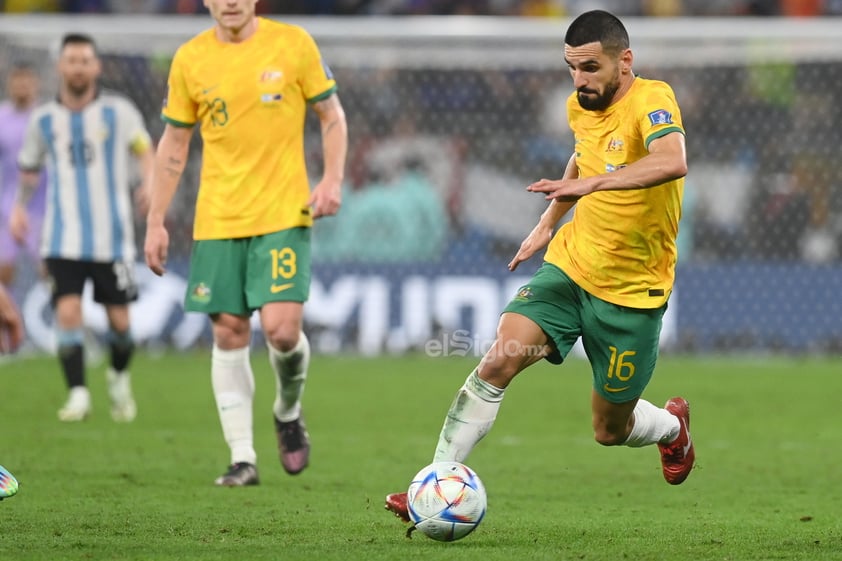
[184,227,311,316]
[503,262,666,403]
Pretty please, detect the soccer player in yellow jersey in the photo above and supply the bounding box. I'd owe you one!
[386,10,694,522]
[144,0,347,486]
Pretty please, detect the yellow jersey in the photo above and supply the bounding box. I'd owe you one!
[544,77,685,309]
[162,18,337,240]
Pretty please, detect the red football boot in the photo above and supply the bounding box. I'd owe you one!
[657,397,695,485]
[385,492,410,522]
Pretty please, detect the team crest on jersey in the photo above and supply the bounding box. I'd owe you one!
[190,282,211,303]
[648,109,673,125]
[514,286,534,301]
[605,137,624,152]
[260,69,284,82]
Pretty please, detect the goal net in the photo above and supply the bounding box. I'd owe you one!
[1,14,841,355]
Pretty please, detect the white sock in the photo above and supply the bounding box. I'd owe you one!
[268,332,310,423]
[432,369,505,463]
[623,399,680,447]
[211,345,256,465]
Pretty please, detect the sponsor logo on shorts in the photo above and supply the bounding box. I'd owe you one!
[270,283,295,294]
[603,383,631,393]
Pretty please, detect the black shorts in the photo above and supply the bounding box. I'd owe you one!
[45,258,138,307]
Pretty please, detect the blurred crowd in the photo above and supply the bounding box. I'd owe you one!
[61,37,838,267]
[2,2,841,266]
[320,61,842,265]
[2,0,842,16]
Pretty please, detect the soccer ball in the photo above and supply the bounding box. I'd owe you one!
[406,461,487,542]
[0,465,18,500]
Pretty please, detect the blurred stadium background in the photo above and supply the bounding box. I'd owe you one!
[1,2,841,358]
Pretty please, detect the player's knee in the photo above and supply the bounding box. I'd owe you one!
[477,354,521,389]
[211,314,251,348]
[263,324,299,353]
[55,297,83,327]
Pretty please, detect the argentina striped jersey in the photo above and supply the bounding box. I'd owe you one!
[18,90,151,262]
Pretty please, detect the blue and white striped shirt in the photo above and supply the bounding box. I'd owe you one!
[18,90,151,262]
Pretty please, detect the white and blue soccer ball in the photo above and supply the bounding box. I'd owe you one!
[406,461,487,541]
[0,465,18,500]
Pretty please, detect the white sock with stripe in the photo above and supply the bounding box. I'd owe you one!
[211,345,256,465]
[432,369,505,463]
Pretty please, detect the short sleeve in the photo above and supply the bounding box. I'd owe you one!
[297,29,337,103]
[638,82,684,150]
[123,99,152,154]
[161,47,198,127]
[17,109,46,172]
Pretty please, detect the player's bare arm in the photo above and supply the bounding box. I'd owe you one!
[9,170,40,244]
[133,145,155,214]
[145,123,193,276]
[509,154,579,271]
[308,93,348,218]
[528,131,687,200]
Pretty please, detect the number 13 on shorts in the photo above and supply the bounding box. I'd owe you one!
[251,227,311,305]
[271,247,297,281]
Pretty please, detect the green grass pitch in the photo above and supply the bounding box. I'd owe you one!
[1,351,840,560]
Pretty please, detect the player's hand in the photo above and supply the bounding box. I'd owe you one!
[0,288,24,354]
[144,223,170,276]
[308,179,342,219]
[9,205,29,245]
[527,177,590,202]
[508,224,553,272]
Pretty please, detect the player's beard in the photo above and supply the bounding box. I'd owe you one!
[66,77,94,98]
[9,82,35,110]
[12,93,34,110]
[577,67,620,111]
